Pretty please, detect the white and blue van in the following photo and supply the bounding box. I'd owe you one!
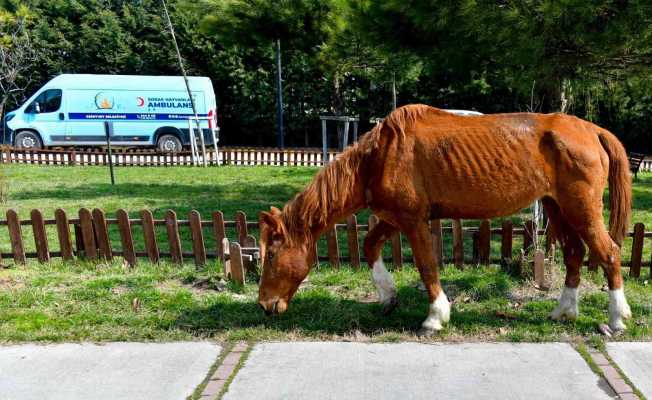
[3,74,218,152]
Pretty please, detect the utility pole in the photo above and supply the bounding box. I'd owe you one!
[275,39,285,152]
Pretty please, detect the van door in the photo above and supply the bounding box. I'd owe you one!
[23,89,66,145]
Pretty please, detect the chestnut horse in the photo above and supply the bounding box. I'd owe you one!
[259,104,632,336]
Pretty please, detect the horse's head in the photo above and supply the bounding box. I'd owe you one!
[257,206,311,315]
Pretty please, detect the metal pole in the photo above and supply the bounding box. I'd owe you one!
[342,120,349,151]
[392,72,397,110]
[161,0,205,166]
[103,121,115,185]
[275,39,285,161]
[321,119,327,166]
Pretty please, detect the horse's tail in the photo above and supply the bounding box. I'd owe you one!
[598,130,632,246]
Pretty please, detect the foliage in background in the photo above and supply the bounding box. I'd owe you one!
[1,0,651,151]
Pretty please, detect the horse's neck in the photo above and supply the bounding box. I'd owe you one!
[285,153,367,242]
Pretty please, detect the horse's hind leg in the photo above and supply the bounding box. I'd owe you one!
[364,219,399,315]
[558,199,632,331]
[543,197,585,321]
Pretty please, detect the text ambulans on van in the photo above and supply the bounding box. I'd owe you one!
[3,74,218,152]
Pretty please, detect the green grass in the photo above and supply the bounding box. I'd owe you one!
[0,165,651,343]
[0,259,650,343]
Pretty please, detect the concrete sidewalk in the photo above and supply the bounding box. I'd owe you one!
[224,342,615,400]
[2,341,651,400]
[0,342,221,400]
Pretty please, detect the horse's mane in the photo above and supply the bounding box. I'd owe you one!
[281,104,440,244]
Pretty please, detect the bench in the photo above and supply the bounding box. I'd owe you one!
[628,152,646,180]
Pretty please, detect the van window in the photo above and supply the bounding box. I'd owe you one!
[28,89,62,113]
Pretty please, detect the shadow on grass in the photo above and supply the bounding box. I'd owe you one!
[172,273,557,338]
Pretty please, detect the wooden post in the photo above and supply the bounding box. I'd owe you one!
[346,214,361,269]
[630,222,644,278]
[229,241,245,284]
[501,220,513,264]
[30,209,50,263]
[78,208,97,260]
[391,232,403,269]
[326,225,340,269]
[92,208,112,260]
[165,210,183,265]
[116,209,137,267]
[235,211,248,245]
[523,220,535,254]
[534,249,546,288]
[189,210,206,267]
[431,219,443,267]
[140,209,159,264]
[479,219,490,265]
[452,219,464,268]
[212,211,226,262]
[55,209,73,261]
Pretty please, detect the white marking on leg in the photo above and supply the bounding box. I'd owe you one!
[372,258,396,305]
[421,291,450,331]
[609,288,632,331]
[550,286,579,321]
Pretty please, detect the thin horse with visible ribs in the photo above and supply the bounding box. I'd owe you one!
[258,104,632,336]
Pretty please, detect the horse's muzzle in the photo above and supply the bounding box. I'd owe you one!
[259,300,280,316]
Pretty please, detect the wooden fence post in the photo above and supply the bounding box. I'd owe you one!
[452,219,464,268]
[479,219,490,265]
[346,214,361,269]
[213,211,226,262]
[229,241,245,284]
[140,209,159,264]
[92,208,112,260]
[78,208,97,260]
[368,214,379,231]
[30,209,50,263]
[326,225,340,269]
[630,222,644,278]
[165,210,183,265]
[189,210,206,267]
[55,209,73,261]
[235,211,248,245]
[501,220,513,264]
[116,209,137,267]
[431,219,443,267]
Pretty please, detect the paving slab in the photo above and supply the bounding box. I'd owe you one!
[224,342,613,400]
[607,342,652,398]
[0,342,221,400]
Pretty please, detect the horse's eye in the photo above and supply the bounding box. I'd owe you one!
[268,253,274,261]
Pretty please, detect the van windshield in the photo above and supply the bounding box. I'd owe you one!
[28,89,62,113]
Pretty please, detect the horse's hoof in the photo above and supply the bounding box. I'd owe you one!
[416,327,441,337]
[382,297,398,316]
[609,319,627,333]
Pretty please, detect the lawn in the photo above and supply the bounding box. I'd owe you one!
[0,164,651,344]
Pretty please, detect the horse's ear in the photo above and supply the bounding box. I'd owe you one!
[260,211,283,236]
[270,206,281,215]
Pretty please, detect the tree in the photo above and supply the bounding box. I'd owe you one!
[0,4,37,127]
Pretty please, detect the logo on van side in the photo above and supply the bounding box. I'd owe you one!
[136,97,145,107]
[95,92,114,110]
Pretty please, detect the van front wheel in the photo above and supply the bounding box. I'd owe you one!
[157,134,182,153]
[14,131,43,149]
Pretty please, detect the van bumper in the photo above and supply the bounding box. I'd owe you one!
[180,128,219,147]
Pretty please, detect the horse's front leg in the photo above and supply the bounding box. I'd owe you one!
[364,219,399,315]
[404,221,449,336]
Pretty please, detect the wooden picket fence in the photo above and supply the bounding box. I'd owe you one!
[0,146,339,167]
[2,208,651,282]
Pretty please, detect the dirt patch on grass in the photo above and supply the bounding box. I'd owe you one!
[0,276,24,291]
